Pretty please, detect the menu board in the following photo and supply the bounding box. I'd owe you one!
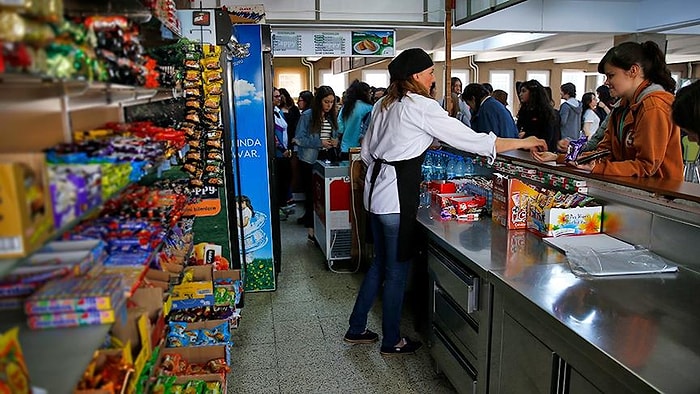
[272,29,394,57]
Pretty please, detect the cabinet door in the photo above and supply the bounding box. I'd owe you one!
[567,367,603,394]
[495,313,557,394]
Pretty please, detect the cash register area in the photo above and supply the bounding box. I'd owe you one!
[227,209,456,394]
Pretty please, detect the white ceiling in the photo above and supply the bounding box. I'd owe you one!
[394,0,700,65]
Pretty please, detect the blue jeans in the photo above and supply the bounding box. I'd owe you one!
[348,213,411,348]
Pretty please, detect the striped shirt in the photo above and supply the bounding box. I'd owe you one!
[320,118,333,141]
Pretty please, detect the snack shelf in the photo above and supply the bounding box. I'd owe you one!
[0,74,177,108]
[0,158,172,279]
[0,308,115,394]
[63,0,182,38]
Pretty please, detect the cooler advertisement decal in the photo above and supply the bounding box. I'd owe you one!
[229,24,275,291]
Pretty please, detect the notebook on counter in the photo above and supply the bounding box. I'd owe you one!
[543,234,635,254]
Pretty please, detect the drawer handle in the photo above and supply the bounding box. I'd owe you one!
[434,280,479,314]
[466,280,478,314]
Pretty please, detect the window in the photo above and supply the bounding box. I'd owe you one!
[672,72,682,91]
[362,70,390,89]
[489,70,514,112]
[526,70,549,87]
[319,70,348,98]
[561,70,586,103]
[276,71,303,99]
[451,69,470,86]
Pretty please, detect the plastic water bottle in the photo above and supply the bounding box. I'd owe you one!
[446,155,456,179]
[456,157,466,178]
[434,154,444,180]
[421,155,432,181]
[465,157,475,176]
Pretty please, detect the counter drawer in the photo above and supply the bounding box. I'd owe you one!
[428,245,480,319]
[431,326,477,394]
[434,285,479,368]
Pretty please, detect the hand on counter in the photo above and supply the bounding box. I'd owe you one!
[522,136,548,152]
[532,151,558,162]
[571,160,596,172]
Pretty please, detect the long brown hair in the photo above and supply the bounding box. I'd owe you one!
[381,78,430,110]
[310,85,338,134]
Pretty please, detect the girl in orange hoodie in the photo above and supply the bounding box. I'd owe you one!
[534,41,683,180]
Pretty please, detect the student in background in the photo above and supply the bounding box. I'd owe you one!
[672,80,700,142]
[462,83,518,138]
[293,86,339,239]
[492,89,509,107]
[338,79,373,159]
[441,77,471,126]
[581,92,601,138]
[595,84,615,121]
[517,79,560,151]
[272,88,291,221]
[559,82,583,142]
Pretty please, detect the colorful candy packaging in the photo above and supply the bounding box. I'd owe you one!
[0,327,31,394]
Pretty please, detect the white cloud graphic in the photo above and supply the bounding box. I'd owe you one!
[234,79,264,106]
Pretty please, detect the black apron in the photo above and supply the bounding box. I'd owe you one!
[368,152,426,262]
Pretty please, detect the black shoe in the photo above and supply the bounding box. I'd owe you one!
[344,330,379,344]
[296,217,305,225]
[380,337,422,355]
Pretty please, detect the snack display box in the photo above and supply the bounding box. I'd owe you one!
[24,275,124,315]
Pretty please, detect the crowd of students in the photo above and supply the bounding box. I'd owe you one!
[273,39,700,239]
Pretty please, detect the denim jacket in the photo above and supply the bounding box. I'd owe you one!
[294,109,338,164]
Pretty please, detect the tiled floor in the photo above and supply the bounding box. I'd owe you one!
[228,210,457,394]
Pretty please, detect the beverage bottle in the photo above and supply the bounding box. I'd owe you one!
[446,155,456,179]
[421,155,432,181]
[434,154,444,180]
[456,157,466,178]
[465,157,475,176]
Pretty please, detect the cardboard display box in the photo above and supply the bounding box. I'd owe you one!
[157,344,230,377]
[170,265,214,310]
[166,319,231,362]
[528,205,603,237]
[213,269,242,305]
[492,173,539,230]
[0,153,54,258]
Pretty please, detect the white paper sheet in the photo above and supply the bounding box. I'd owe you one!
[543,234,635,254]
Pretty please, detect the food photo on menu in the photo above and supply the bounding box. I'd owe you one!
[351,31,394,56]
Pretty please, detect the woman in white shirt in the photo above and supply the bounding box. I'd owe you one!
[581,92,601,138]
[343,48,547,355]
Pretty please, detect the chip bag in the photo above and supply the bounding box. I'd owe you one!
[0,327,31,394]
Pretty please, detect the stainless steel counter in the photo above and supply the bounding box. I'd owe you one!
[417,209,700,393]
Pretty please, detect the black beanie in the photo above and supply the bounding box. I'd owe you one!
[388,48,434,82]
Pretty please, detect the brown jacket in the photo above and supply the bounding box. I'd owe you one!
[592,81,683,180]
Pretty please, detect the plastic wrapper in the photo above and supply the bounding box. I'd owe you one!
[566,246,678,278]
[565,135,589,162]
[0,327,31,394]
[0,11,25,42]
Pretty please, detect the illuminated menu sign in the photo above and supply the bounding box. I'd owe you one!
[272,29,394,57]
